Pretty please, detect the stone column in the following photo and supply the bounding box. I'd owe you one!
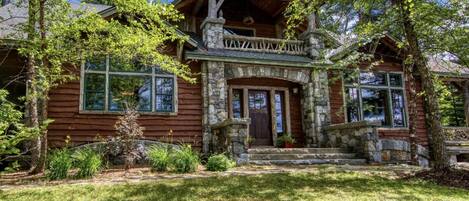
[302,70,331,147]
[300,13,331,147]
[201,17,227,153]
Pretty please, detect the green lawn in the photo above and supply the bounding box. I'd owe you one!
[1,171,468,201]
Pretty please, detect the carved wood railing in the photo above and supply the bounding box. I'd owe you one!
[223,35,307,55]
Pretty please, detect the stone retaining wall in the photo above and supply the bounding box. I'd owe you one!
[324,121,430,166]
[443,127,469,165]
[324,121,382,163]
[210,118,250,165]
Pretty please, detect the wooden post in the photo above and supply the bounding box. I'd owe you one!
[465,81,469,126]
[208,0,225,18]
[307,13,317,32]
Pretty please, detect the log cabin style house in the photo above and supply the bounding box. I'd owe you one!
[1,0,468,166]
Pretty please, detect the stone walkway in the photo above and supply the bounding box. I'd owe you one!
[0,164,423,191]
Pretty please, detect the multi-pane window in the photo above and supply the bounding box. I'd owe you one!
[344,71,406,127]
[82,56,176,113]
[274,91,286,134]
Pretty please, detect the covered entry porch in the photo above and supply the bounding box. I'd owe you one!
[227,78,303,147]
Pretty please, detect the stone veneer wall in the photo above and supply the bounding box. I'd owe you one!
[444,127,469,165]
[303,70,331,147]
[325,121,430,166]
[201,17,228,153]
[381,139,429,167]
[325,121,382,163]
[210,119,250,165]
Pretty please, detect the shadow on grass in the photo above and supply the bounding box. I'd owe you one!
[1,172,468,201]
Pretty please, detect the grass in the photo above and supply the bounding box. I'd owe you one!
[1,171,468,201]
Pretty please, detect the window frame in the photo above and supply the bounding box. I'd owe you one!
[79,56,178,116]
[342,71,408,128]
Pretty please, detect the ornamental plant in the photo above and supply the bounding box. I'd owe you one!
[147,145,171,172]
[72,148,103,178]
[169,145,199,173]
[46,148,73,180]
[206,154,235,172]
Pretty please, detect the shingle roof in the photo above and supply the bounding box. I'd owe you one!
[0,2,111,40]
[428,57,469,78]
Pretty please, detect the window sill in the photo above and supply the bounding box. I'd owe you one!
[78,110,178,116]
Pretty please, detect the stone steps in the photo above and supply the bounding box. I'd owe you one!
[246,148,366,165]
[248,153,357,160]
[247,148,346,154]
[249,159,367,165]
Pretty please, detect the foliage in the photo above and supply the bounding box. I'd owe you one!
[206,154,235,172]
[276,133,295,147]
[114,103,145,170]
[2,171,469,201]
[147,145,171,172]
[46,148,73,180]
[72,148,103,178]
[169,145,199,173]
[0,90,38,170]
[285,0,468,168]
[437,82,465,127]
[5,0,194,173]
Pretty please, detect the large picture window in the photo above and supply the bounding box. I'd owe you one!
[81,56,176,113]
[344,71,406,127]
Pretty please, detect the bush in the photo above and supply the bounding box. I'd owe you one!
[169,145,199,173]
[206,154,235,172]
[147,146,170,172]
[73,148,103,178]
[46,149,73,180]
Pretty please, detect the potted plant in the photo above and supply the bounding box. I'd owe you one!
[246,135,255,148]
[276,133,295,148]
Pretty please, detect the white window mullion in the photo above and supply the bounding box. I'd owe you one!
[152,68,156,112]
[104,55,110,111]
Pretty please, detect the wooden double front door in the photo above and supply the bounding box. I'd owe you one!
[229,86,291,147]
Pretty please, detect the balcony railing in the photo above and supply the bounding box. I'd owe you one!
[223,35,307,56]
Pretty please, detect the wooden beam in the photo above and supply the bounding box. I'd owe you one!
[192,0,204,16]
[175,0,196,9]
[208,0,225,18]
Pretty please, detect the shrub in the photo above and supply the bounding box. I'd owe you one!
[147,146,170,172]
[46,148,73,180]
[206,154,235,172]
[73,148,103,178]
[169,145,199,173]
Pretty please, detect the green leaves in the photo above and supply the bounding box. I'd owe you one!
[0,90,34,156]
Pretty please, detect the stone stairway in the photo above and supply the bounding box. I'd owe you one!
[246,148,367,165]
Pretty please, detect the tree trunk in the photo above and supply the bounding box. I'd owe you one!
[35,0,48,173]
[397,0,449,169]
[404,59,418,164]
[27,0,41,174]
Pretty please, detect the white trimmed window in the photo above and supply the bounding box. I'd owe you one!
[343,71,407,127]
[81,56,177,113]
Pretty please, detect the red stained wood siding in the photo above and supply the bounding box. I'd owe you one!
[328,62,429,146]
[47,63,203,149]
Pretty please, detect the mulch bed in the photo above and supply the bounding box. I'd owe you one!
[406,167,469,190]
